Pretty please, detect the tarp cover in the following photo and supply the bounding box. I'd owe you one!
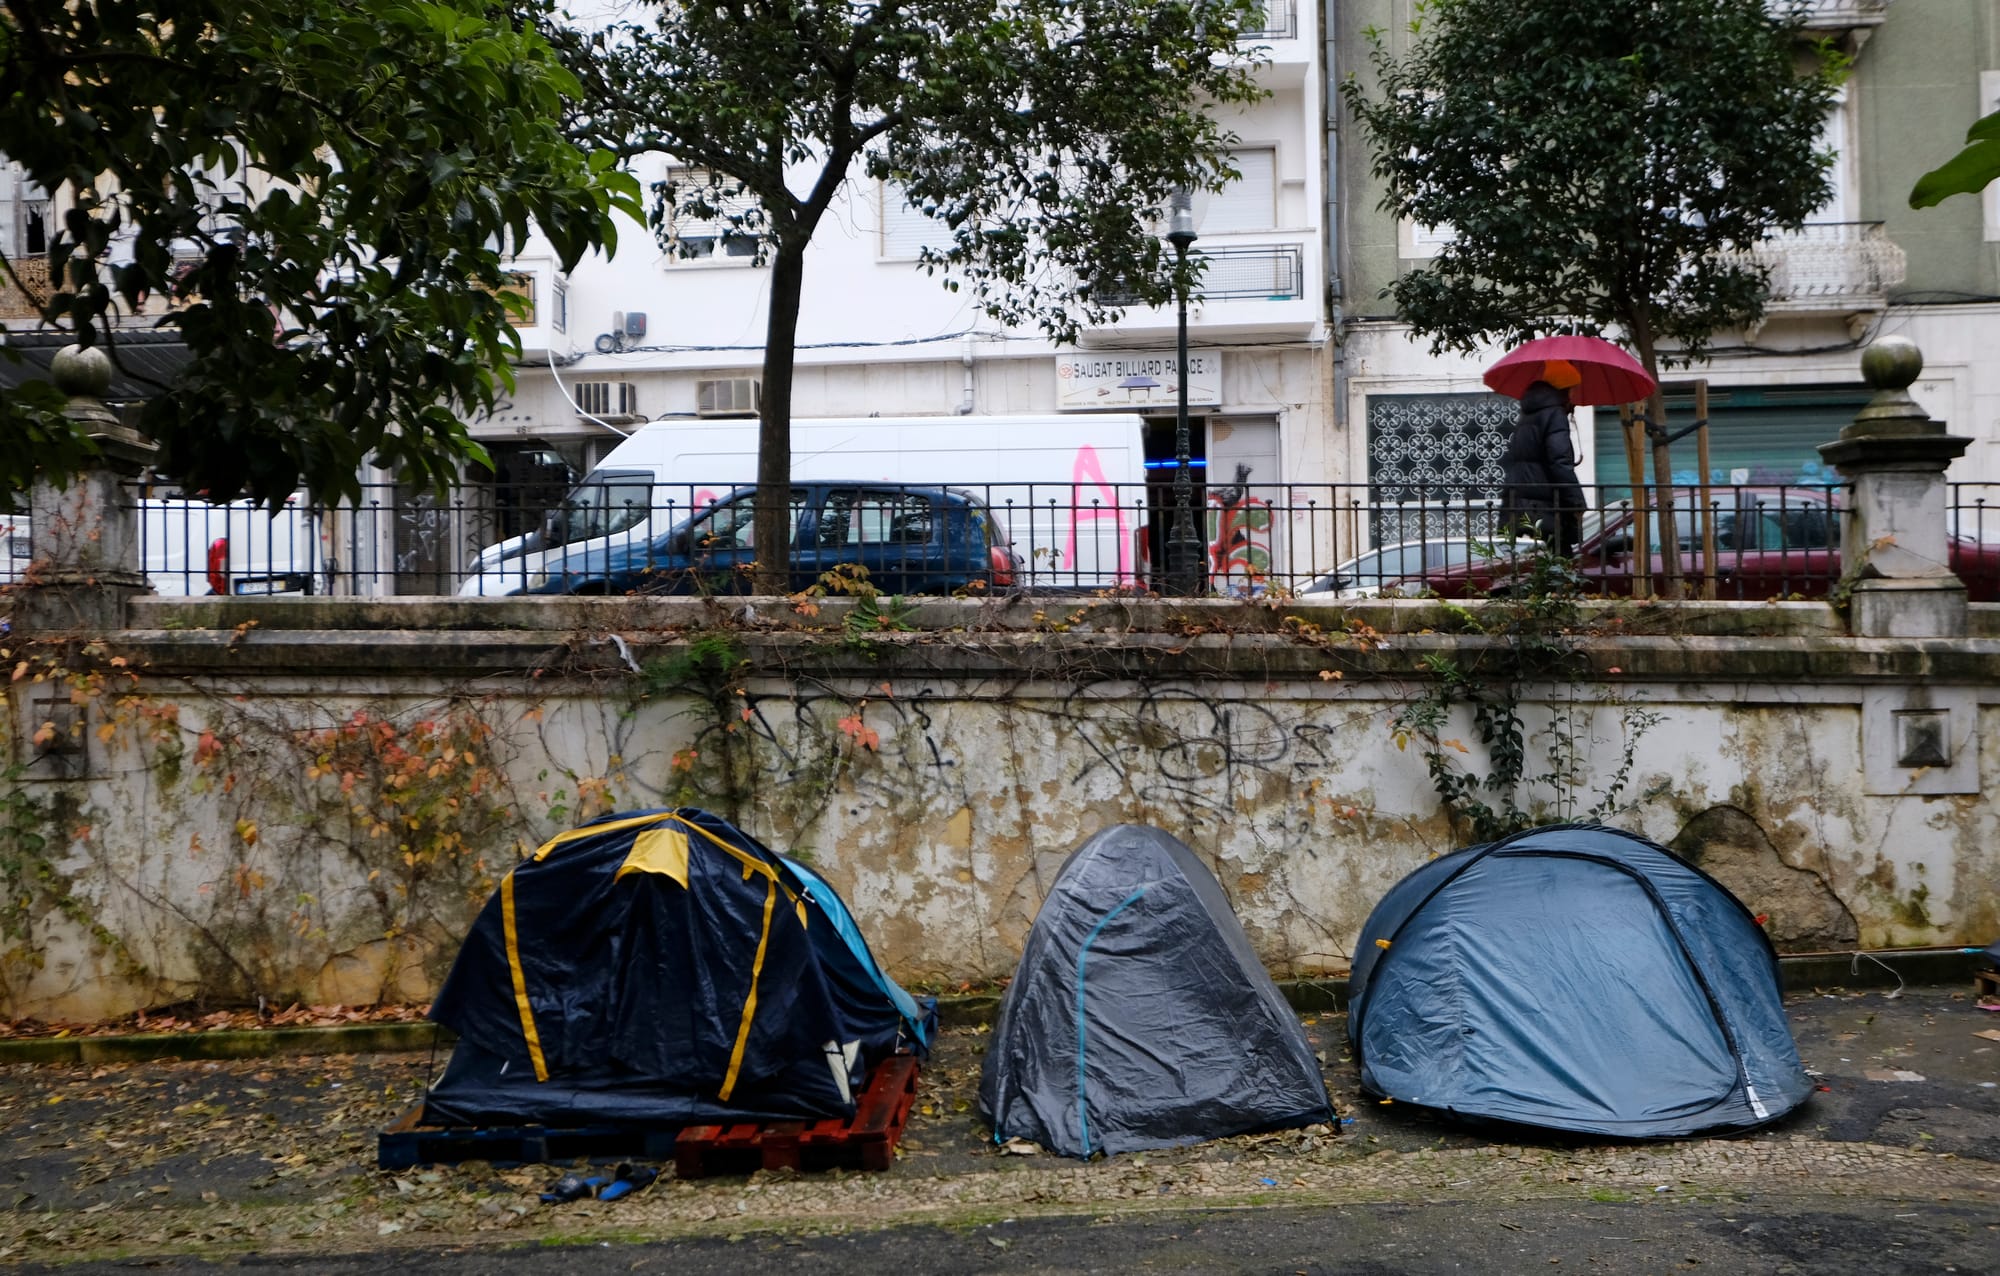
[424,807,932,1128]
[980,825,1333,1158]
[1348,824,1811,1138]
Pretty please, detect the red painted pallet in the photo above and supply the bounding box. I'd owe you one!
[673,1054,920,1178]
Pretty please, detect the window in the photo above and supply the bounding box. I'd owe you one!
[817,490,935,547]
[660,167,761,261]
[1204,148,1276,234]
[879,182,952,260]
[562,472,654,542]
[690,492,802,549]
[1983,71,2000,242]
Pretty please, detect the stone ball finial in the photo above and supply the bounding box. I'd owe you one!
[51,343,114,399]
[1861,335,1922,392]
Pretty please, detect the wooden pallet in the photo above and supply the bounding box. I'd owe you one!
[1978,967,2000,1004]
[377,1106,679,1170]
[673,1054,920,1178]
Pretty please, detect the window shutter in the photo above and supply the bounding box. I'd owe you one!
[1204,149,1276,234]
[880,183,950,259]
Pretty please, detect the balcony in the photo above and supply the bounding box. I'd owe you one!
[1799,0,1894,37]
[1087,240,1318,342]
[1732,221,1906,329]
[1237,0,1310,86]
[1240,0,1297,40]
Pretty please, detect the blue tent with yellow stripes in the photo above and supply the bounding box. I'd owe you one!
[423,807,933,1129]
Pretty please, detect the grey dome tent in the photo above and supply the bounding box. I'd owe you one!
[980,825,1334,1158]
[1348,824,1811,1138]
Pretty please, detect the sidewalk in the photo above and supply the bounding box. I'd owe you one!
[1,987,1994,1264]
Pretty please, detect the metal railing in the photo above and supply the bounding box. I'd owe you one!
[1732,221,1907,305]
[1240,0,1299,40]
[108,480,1917,603]
[1102,243,1306,307]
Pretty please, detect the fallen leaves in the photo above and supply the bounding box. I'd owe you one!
[0,1002,432,1040]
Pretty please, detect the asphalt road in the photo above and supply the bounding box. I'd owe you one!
[4,987,1996,1271]
[18,1197,2000,1274]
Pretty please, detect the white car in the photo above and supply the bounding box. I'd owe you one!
[1298,537,1536,599]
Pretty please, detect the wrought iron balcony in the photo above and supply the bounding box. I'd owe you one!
[1734,221,1906,311]
[1798,0,1894,34]
[1240,0,1298,41]
[1102,244,1306,307]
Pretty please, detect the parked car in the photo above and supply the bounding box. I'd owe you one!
[1390,487,2000,601]
[461,413,1147,595]
[518,482,1018,596]
[1298,537,1537,599]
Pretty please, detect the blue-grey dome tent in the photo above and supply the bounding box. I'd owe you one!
[424,808,932,1129]
[1348,824,1811,1138]
[979,825,1334,1158]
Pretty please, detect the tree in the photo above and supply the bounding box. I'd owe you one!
[0,0,640,510]
[1911,109,2000,209]
[551,0,1266,589]
[1342,0,1842,592]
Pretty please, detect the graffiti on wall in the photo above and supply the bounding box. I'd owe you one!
[1207,463,1274,595]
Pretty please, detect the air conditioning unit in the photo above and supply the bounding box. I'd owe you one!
[697,377,762,418]
[575,380,641,421]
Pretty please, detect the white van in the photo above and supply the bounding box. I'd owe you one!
[461,414,1151,594]
[139,489,324,596]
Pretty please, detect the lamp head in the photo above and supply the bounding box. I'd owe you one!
[1167,189,1198,251]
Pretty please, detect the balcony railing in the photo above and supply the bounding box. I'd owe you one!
[1799,0,1893,33]
[1733,221,1906,307]
[1103,243,1305,307]
[1240,0,1298,40]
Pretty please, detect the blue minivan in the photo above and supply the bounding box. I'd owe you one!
[518,482,1017,596]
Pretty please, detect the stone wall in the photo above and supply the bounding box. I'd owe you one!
[4,594,1997,1020]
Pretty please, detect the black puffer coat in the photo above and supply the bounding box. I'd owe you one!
[1499,381,1587,554]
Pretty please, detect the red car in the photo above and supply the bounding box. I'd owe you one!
[1392,488,2000,601]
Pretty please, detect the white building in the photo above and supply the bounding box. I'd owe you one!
[475,2,1337,582]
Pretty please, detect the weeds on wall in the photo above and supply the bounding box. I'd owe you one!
[1390,546,1660,843]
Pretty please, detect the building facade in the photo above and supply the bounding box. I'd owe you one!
[476,2,1338,584]
[1331,0,2000,556]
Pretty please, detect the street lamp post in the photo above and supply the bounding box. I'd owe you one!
[1165,189,1204,597]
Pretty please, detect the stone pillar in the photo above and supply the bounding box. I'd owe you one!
[14,345,158,632]
[1817,336,1971,639]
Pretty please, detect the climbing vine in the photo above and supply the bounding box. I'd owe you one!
[1387,547,1660,843]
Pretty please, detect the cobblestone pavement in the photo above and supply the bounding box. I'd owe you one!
[0,987,1994,1266]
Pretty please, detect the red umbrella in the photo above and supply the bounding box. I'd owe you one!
[1483,335,1656,407]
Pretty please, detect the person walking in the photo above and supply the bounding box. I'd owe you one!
[1499,359,1588,556]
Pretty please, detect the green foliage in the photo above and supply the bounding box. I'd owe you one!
[1342,0,1844,372]
[547,0,1267,579]
[1391,544,1659,842]
[1910,109,2000,209]
[0,0,641,512]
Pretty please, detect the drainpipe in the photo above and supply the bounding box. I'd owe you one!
[957,333,976,415]
[1322,0,1353,530]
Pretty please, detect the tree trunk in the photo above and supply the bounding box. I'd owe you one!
[752,241,807,594]
[1628,321,1683,600]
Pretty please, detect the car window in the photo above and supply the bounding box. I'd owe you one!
[689,493,801,550]
[818,490,935,547]
[1427,541,1472,569]
[1379,545,1422,578]
[1750,501,1835,550]
[566,475,653,540]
